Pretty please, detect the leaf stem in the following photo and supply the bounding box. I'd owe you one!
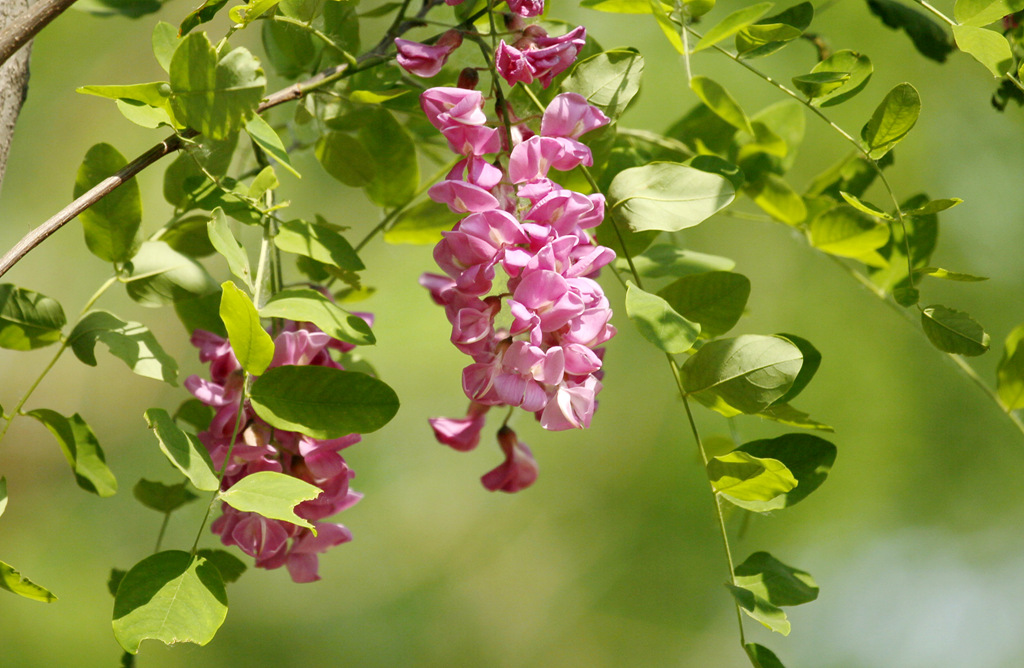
[909,0,957,27]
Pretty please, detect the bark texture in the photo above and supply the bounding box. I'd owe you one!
[0,0,31,196]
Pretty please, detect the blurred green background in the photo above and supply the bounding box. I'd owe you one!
[2,1,1024,666]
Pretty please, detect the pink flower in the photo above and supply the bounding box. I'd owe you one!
[508,0,544,16]
[508,135,593,184]
[539,375,601,430]
[495,26,587,88]
[429,403,490,451]
[541,92,610,139]
[395,30,463,78]
[481,427,539,492]
[428,180,500,214]
[420,87,488,130]
[286,523,353,583]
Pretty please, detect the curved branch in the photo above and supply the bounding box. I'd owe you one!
[0,0,79,70]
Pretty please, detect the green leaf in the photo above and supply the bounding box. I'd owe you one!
[219,281,274,376]
[955,0,1024,26]
[726,583,790,635]
[707,451,797,501]
[195,549,246,584]
[316,131,376,187]
[690,76,754,134]
[773,334,820,404]
[169,33,266,140]
[0,561,57,603]
[840,191,894,220]
[124,241,218,307]
[745,643,787,668]
[657,271,751,337]
[648,0,685,53]
[810,206,890,258]
[732,433,837,509]
[736,2,812,58]
[73,0,163,18]
[228,0,281,25]
[693,3,775,53]
[625,282,701,354]
[921,305,990,356]
[144,408,220,492]
[580,0,661,12]
[0,476,6,519]
[734,552,818,606]
[275,220,364,271]
[74,143,142,263]
[68,310,179,385]
[952,24,1013,77]
[162,215,217,257]
[997,324,1024,410]
[905,198,963,215]
[861,83,921,159]
[262,18,320,79]
[757,403,834,432]
[561,50,644,118]
[245,115,299,178]
[791,72,849,99]
[746,174,807,225]
[810,50,873,107]
[115,99,175,129]
[179,0,229,36]
[384,199,455,245]
[207,208,252,290]
[608,162,736,232]
[260,288,374,345]
[133,479,198,513]
[681,335,803,413]
[246,165,279,201]
[866,0,954,62]
[164,134,237,208]
[615,244,735,279]
[153,22,178,73]
[250,366,399,438]
[174,291,226,337]
[27,409,117,497]
[108,569,126,597]
[0,284,66,351]
[218,471,322,531]
[77,82,174,120]
[357,108,418,208]
[174,398,214,433]
[915,267,988,281]
[112,551,227,654]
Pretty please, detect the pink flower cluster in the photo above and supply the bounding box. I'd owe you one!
[418,84,616,490]
[185,318,371,582]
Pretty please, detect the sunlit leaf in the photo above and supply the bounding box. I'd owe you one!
[914,267,988,282]
[682,335,802,413]
[27,409,117,497]
[0,476,6,519]
[260,288,375,346]
[195,549,246,584]
[615,244,735,279]
[732,433,837,509]
[952,24,1013,77]
[997,324,1024,410]
[275,220,364,271]
[219,281,274,376]
[707,451,797,501]
[68,310,179,385]
[112,551,227,654]
[735,552,818,606]
[955,0,1024,26]
[0,284,65,351]
[861,83,920,159]
[250,366,399,438]
[690,76,754,134]
[921,305,990,356]
[152,21,178,72]
[608,162,735,232]
[0,561,57,603]
[625,282,701,354]
[218,471,322,531]
[745,643,787,668]
[144,408,219,492]
[124,241,218,307]
[207,208,252,290]
[726,583,790,635]
[810,206,889,258]
[810,50,873,107]
[693,3,774,52]
[245,115,299,178]
[657,271,750,337]
[904,198,962,215]
[561,50,644,118]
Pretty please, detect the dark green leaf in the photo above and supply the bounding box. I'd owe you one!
[580,0,659,12]
[733,433,837,509]
[384,199,456,245]
[174,291,226,337]
[921,305,990,356]
[773,334,820,404]
[164,134,238,208]
[179,0,229,37]
[173,398,214,433]
[250,366,399,438]
[355,108,419,208]
[316,131,376,187]
[27,409,117,497]
[73,0,163,18]
[707,451,797,501]
[218,471,321,530]
[866,0,954,62]
[161,216,217,257]
[195,549,246,584]
[561,50,644,118]
[133,479,198,513]
[810,50,873,107]
[905,198,962,215]
[625,282,701,354]
[726,583,790,635]
[0,561,57,602]
[169,33,266,140]
[734,552,818,606]
[275,220,364,271]
[693,2,774,52]
[219,281,274,376]
[68,310,179,385]
[207,208,253,290]
[144,408,220,492]
[124,241,218,307]
[861,83,921,159]
[997,324,1024,410]
[0,284,65,351]
[682,335,803,414]
[246,115,299,178]
[108,568,126,597]
[792,72,850,99]
[112,551,227,654]
[615,244,735,279]
[75,143,142,263]
[260,288,374,345]
[745,643,787,668]
[262,19,319,79]
[657,271,750,337]
[608,162,736,232]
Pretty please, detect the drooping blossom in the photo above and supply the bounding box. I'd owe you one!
[481,427,539,492]
[495,26,587,88]
[395,30,463,78]
[185,311,374,582]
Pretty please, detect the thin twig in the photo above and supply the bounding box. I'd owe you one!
[0,0,78,69]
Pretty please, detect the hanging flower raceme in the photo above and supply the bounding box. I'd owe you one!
[414,33,615,492]
[185,315,372,582]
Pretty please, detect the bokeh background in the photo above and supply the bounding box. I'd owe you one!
[2,1,1024,666]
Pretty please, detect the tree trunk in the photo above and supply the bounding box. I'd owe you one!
[0,0,31,196]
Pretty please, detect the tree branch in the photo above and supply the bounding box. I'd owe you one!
[0,0,31,195]
[0,0,79,70]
